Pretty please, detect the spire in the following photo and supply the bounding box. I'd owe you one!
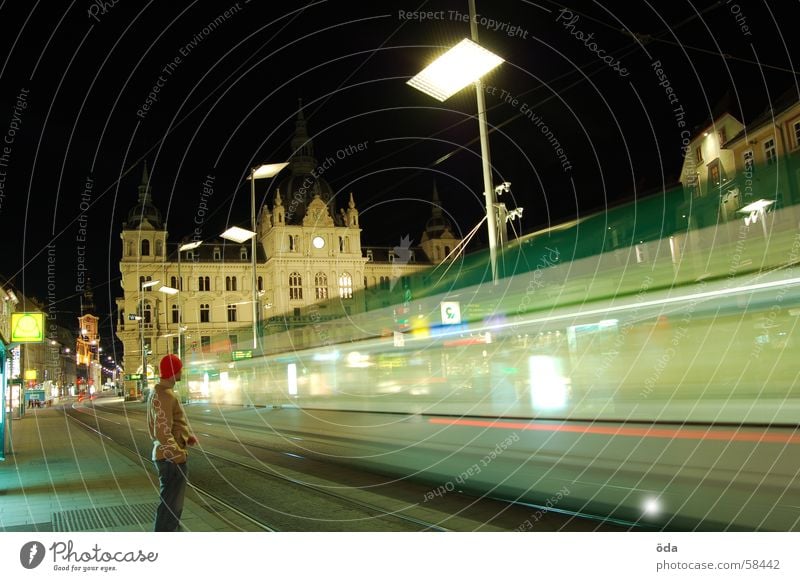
[346,191,359,228]
[137,161,152,203]
[431,181,442,218]
[272,188,285,225]
[81,277,96,315]
[291,99,313,159]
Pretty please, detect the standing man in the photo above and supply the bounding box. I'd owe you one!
[147,354,198,532]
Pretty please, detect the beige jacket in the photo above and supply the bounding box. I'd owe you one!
[147,383,191,463]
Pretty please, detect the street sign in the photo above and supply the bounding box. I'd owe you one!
[124,373,142,381]
[11,312,45,342]
[440,301,462,325]
[128,314,139,320]
[232,350,253,361]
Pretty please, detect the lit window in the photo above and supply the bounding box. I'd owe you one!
[339,273,353,299]
[764,138,777,165]
[289,273,303,300]
[315,273,328,300]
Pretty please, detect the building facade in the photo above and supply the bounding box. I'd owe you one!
[116,112,460,395]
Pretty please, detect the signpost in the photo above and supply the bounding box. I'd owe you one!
[440,301,462,325]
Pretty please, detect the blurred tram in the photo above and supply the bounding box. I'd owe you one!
[181,175,800,530]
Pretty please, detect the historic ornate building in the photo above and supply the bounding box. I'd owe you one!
[116,111,460,395]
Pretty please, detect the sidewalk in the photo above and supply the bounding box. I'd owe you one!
[0,403,259,532]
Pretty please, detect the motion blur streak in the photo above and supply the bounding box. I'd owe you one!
[428,417,800,445]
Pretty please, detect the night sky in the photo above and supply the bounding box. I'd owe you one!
[0,0,797,351]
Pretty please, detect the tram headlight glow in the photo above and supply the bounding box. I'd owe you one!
[528,356,568,410]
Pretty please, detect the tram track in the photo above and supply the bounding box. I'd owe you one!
[65,402,451,531]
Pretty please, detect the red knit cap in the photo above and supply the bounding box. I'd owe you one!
[159,354,182,380]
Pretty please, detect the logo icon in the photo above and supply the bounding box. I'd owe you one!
[20,541,46,569]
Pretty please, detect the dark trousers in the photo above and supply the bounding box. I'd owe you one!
[154,460,188,532]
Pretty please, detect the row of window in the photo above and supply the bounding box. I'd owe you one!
[139,275,264,292]
[130,240,249,261]
[289,272,353,300]
[161,335,240,356]
[134,303,239,324]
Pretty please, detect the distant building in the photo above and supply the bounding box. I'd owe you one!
[115,110,460,396]
[679,90,800,226]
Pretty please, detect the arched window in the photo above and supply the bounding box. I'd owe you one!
[213,247,221,261]
[240,247,248,260]
[315,273,328,300]
[141,239,150,256]
[143,303,152,324]
[257,276,263,291]
[199,303,210,323]
[199,276,210,291]
[171,304,180,324]
[338,272,353,299]
[226,276,237,291]
[170,276,183,290]
[289,272,302,300]
[127,241,133,256]
[155,240,163,256]
[288,236,295,252]
[444,246,451,256]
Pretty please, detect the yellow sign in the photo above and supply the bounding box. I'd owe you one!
[11,312,45,342]
[24,369,37,380]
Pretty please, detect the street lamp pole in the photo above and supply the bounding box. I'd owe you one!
[469,0,499,284]
[250,166,258,350]
[406,8,504,284]
[177,240,202,361]
[222,162,288,350]
[139,279,160,396]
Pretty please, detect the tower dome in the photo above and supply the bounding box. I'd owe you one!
[123,163,165,230]
[277,100,340,225]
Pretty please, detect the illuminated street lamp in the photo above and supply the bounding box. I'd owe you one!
[176,240,202,362]
[407,3,504,283]
[222,162,288,349]
[139,278,160,395]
